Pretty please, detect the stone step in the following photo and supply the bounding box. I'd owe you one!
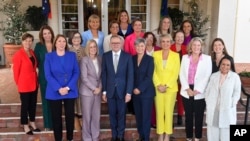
[0,98,247,116]
[0,102,109,115]
[0,114,136,129]
[0,127,209,141]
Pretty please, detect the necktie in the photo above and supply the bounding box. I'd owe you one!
[114,54,118,73]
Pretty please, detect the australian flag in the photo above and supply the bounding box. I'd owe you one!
[161,0,168,17]
[42,0,51,19]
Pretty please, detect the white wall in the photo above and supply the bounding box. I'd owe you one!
[234,0,250,63]
[217,0,237,58]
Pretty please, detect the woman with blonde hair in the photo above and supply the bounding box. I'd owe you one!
[117,9,133,38]
[81,14,104,55]
[152,16,173,46]
[179,37,212,141]
[79,39,102,141]
[153,34,180,141]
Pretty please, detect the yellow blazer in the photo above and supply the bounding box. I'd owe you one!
[152,50,180,93]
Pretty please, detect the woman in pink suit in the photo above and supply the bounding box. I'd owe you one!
[12,33,40,135]
[79,39,102,141]
[124,19,144,56]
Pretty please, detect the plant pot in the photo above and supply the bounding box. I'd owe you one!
[3,44,22,67]
[240,76,250,87]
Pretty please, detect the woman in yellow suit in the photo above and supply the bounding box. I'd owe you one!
[152,34,180,141]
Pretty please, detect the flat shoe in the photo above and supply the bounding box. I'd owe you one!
[26,130,33,135]
[33,128,41,132]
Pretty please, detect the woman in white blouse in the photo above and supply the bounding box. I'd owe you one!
[205,56,241,141]
[179,37,212,141]
[79,39,102,141]
[103,20,124,52]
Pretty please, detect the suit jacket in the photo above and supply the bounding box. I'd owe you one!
[81,30,105,55]
[124,32,144,55]
[133,54,155,98]
[12,47,38,92]
[44,51,80,100]
[102,51,134,99]
[179,54,212,99]
[79,56,102,96]
[205,71,241,127]
[152,50,180,93]
[118,23,133,38]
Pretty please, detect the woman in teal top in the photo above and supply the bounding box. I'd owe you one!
[34,25,55,131]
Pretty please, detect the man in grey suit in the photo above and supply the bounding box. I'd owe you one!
[102,35,134,141]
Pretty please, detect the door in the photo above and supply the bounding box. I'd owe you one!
[82,0,125,35]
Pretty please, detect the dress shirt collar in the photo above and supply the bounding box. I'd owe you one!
[112,50,121,56]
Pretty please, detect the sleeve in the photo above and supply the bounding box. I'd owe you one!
[103,36,109,53]
[66,53,80,89]
[167,53,180,88]
[80,58,96,91]
[195,56,212,93]
[179,55,190,90]
[81,32,88,47]
[124,36,130,53]
[44,54,62,92]
[12,53,21,85]
[126,55,134,94]
[152,53,161,87]
[232,74,241,106]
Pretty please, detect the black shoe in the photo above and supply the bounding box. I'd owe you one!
[177,115,183,125]
[26,130,33,135]
[110,137,117,141]
[117,137,125,141]
[29,126,41,132]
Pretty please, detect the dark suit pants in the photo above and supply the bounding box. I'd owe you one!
[19,89,38,124]
[133,96,153,141]
[182,96,205,139]
[49,99,75,141]
[107,94,127,138]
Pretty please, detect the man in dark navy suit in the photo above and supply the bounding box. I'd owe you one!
[102,35,134,141]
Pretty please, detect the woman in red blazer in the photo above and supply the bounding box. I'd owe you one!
[12,33,40,135]
[170,30,188,125]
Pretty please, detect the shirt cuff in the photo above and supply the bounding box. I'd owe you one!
[102,91,107,95]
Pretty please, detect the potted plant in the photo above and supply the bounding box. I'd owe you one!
[239,70,250,87]
[25,6,47,30]
[0,0,27,67]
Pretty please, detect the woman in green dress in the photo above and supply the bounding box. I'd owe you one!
[34,25,55,131]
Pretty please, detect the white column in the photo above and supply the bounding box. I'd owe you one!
[150,0,161,31]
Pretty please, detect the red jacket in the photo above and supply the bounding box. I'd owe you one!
[170,44,188,56]
[12,47,38,93]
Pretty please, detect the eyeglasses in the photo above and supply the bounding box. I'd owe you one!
[111,42,121,45]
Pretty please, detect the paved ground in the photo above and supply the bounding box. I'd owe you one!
[0,67,41,104]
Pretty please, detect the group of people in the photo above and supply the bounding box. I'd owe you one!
[11,9,241,141]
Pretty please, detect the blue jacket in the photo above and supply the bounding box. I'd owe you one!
[81,29,105,55]
[101,51,134,99]
[44,51,80,100]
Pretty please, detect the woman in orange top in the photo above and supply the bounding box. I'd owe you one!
[12,33,40,135]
